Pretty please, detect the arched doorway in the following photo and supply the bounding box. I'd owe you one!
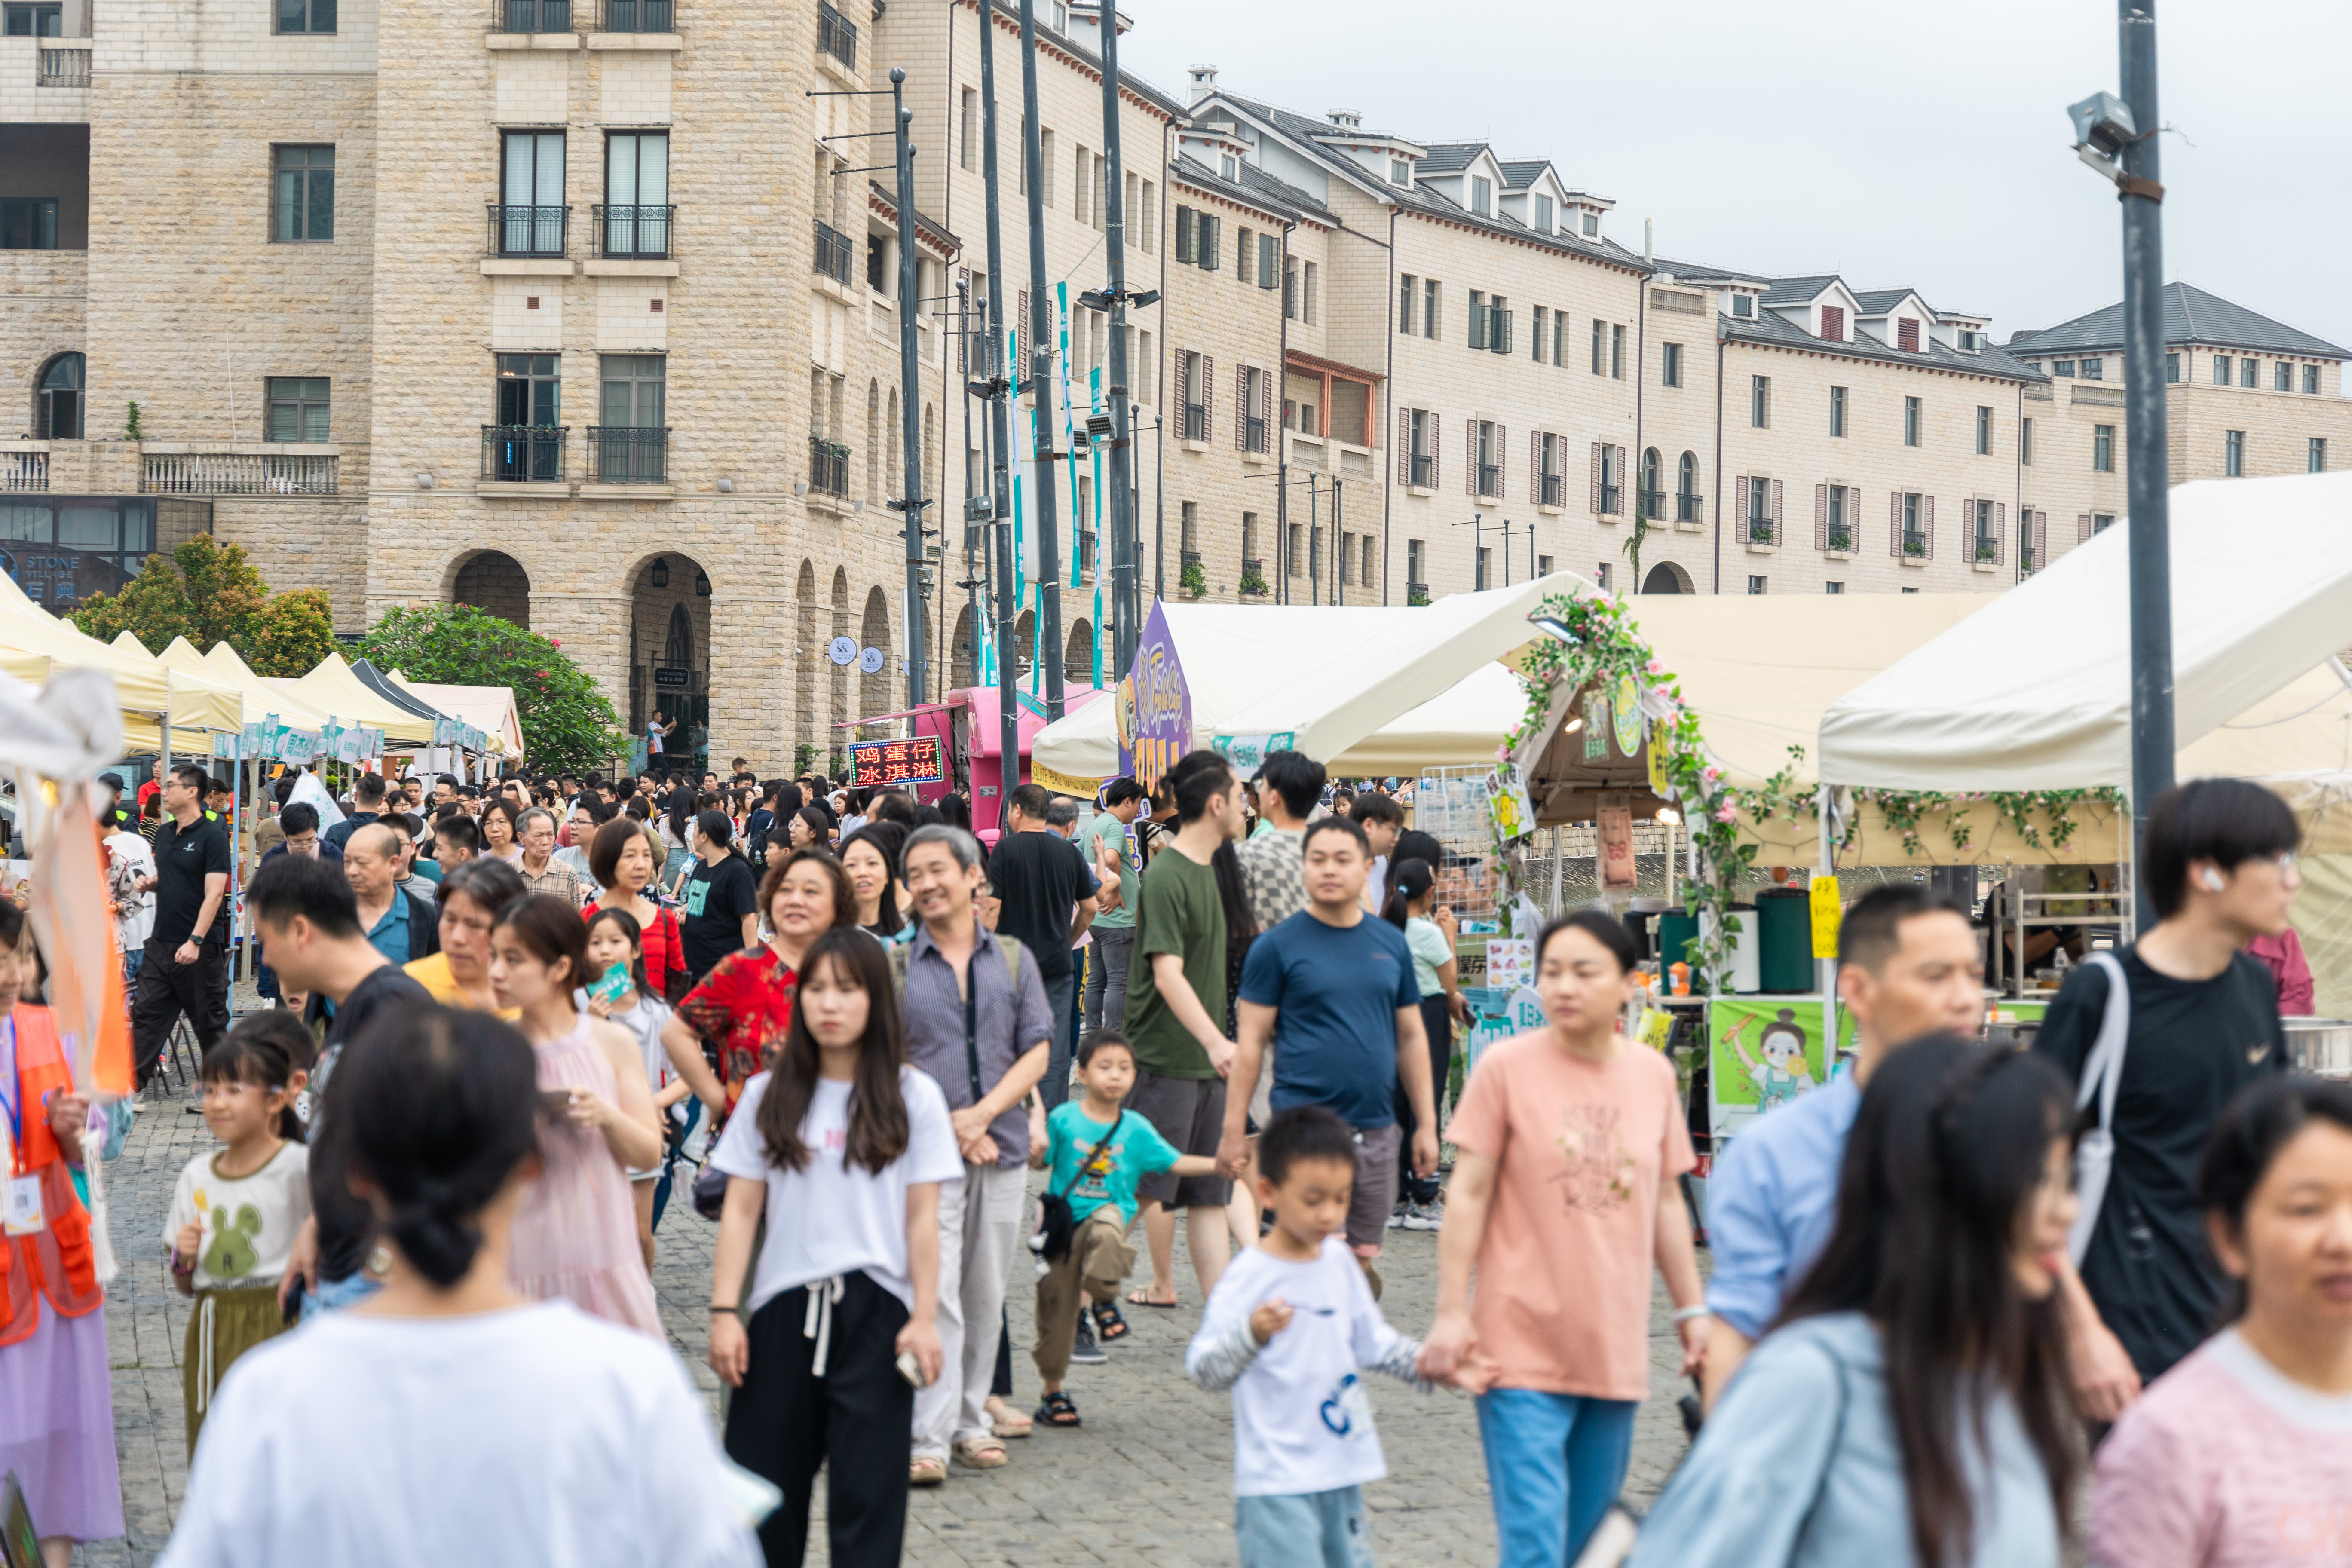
[36,352,83,440]
[858,585,891,722]
[1642,560,1693,595]
[1064,618,1094,686]
[949,603,976,690]
[629,553,710,775]
[451,550,531,627]
[1013,609,1035,681]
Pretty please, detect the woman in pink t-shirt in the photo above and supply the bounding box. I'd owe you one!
[2090,1075,2352,1568]
[1418,911,1707,1567]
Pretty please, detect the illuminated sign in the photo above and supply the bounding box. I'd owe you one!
[851,735,946,788]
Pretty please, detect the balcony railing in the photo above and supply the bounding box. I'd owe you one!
[1409,452,1433,488]
[493,0,571,30]
[1823,526,1855,554]
[1406,580,1430,606]
[817,0,855,68]
[1597,483,1620,515]
[1239,557,1269,595]
[3,448,49,493]
[587,426,668,483]
[1747,518,1776,545]
[1676,491,1703,524]
[1635,487,1666,521]
[482,425,568,483]
[1539,474,1563,507]
[487,204,569,259]
[142,449,339,496]
[1181,403,1207,441]
[594,203,673,260]
[1476,463,1500,498]
[600,0,671,30]
[1243,415,1268,455]
[38,48,90,87]
[808,436,849,497]
[813,220,854,285]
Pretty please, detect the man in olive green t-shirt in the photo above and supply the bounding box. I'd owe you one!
[1121,749,1246,1308]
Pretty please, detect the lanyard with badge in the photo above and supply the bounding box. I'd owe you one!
[0,1017,43,1236]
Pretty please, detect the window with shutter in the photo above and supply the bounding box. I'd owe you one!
[1898,317,1920,352]
[1175,206,1194,264]
[1260,363,1272,452]
[1591,441,1602,513]
[1236,366,1247,450]
[1815,483,1828,549]
[1736,475,1749,533]
[1397,408,1412,484]
[1995,501,2006,566]
[2079,512,2092,544]
[1467,419,1477,495]
[1820,305,1843,342]
[1531,429,1541,504]
[1017,289,1029,381]
[1200,214,1219,271]
[1612,447,1626,514]
[1429,413,1439,491]
[1923,495,1934,557]
[1202,353,1213,435]
[1892,492,1904,557]
[1770,479,1783,545]
[1260,234,1278,291]
[1496,425,1507,498]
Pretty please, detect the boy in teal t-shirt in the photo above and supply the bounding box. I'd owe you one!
[1031,1030,1216,1427]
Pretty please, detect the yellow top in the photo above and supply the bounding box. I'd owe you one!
[401,952,520,1019]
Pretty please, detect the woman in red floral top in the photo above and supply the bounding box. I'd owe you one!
[661,848,857,1127]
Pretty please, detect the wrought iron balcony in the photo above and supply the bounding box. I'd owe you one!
[1676,491,1703,524]
[600,0,671,31]
[482,425,568,483]
[1476,462,1500,498]
[808,436,850,497]
[587,426,668,483]
[487,204,569,259]
[813,220,854,285]
[594,203,673,260]
[1244,414,1268,455]
[1239,557,1269,595]
[1747,519,1776,545]
[492,0,570,30]
[1539,474,1563,507]
[1181,402,1207,441]
[1597,483,1620,515]
[1409,453,1433,488]
[1823,526,1855,554]
[817,0,855,68]
[1636,487,1666,521]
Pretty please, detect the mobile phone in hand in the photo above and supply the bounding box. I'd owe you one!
[896,1348,927,1388]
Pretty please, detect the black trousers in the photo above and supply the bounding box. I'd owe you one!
[725,1271,913,1568]
[131,934,229,1086]
[1396,993,1455,1204]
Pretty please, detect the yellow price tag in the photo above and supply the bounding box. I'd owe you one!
[1810,874,1842,959]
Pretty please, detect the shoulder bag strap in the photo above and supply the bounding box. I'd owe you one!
[2066,952,2131,1265]
[1050,1111,1124,1200]
[1784,1332,1853,1563]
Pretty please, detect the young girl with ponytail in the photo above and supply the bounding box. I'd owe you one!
[167,1013,312,1454]
[162,1003,759,1567]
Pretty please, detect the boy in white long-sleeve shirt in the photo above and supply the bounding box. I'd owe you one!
[1187,1106,1457,1568]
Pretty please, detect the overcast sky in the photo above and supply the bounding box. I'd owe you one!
[1118,0,2352,354]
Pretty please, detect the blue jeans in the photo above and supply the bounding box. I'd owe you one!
[296,1270,384,1322]
[1475,1388,1636,1568]
[1041,969,1078,1108]
[1234,1486,1373,1568]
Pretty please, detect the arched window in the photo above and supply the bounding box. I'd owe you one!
[37,352,83,440]
[664,603,694,671]
[1640,447,1661,512]
[1676,451,1698,524]
[949,604,976,689]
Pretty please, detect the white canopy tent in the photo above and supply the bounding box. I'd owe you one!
[1821,472,2352,791]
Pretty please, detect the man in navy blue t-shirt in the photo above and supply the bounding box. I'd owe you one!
[1221,816,1436,1273]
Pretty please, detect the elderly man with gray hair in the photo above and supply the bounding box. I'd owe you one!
[897,822,1056,1485]
[514,805,587,904]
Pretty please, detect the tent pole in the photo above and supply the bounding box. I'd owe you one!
[1816,784,1836,1066]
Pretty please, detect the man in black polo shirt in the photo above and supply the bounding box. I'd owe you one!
[986,783,1098,1107]
[129,763,232,1088]
[251,853,434,1317]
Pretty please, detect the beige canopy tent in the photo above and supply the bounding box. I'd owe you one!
[0,573,242,747]
[387,672,523,760]
[159,637,333,736]
[254,651,437,746]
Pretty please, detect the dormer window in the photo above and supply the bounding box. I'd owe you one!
[1957,329,1981,352]
[1470,176,1492,217]
[1221,153,1237,181]
[1533,195,1553,232]
[1582,213,1599,236]
[1732,294,1754,318]
[1820,306,1844,343]
[1897,318,1920,352]
[1389,158,1410,187]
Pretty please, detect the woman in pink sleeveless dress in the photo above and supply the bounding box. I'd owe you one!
[487,894,666,1337]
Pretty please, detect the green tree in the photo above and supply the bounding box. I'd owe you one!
[70,535,338,676]
[355,604,624,775]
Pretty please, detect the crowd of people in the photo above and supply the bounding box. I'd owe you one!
[1,746,2347,1568]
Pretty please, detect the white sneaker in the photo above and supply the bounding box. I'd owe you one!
[1399,1200,1445,1231]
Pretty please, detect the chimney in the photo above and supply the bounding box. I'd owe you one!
[1643,218,1652,266]
[1326,109,1362,130]
[1187,64,1218,106]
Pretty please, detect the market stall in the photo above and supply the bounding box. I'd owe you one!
[383,670,523,765]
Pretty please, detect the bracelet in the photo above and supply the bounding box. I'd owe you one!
[710,1305,741,1316]
[1672,1304,1713,1323]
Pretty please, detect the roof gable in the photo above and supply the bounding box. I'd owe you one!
[2008,282,2349,360]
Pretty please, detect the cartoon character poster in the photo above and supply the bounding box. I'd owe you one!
[1708,998,1830,1143]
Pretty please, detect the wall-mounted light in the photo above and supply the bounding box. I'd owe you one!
[415,472,435,490]
[716,477,735,494]
[794,482,811,496]
[694,570,711,597]
[651,557,669,588]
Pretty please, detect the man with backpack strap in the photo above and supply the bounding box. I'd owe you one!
[2034,778,2297,1420]
[896,824,1054,1485]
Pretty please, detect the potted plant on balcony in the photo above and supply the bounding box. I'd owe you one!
[1747,520,1775,545]
[1406,583,1431,607]
[1974,541,1999,564]
[1239,559,1269,597]
[1826,526,1854,553]
[1903,537,1929,559]
[1180,555,1210,600]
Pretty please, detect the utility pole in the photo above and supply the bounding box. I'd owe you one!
[889,70,929,705]
[1096,4,1137,677]
[1018,0,1064,721]
[978,0,1018,835]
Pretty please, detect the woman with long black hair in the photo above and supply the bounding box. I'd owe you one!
[1628,1036,2081,1568]
[1381,857,1465,1226]
[706,927,963,1567]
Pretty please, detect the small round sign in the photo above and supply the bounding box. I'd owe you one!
[858,646,886,675]
[827,636,858,666]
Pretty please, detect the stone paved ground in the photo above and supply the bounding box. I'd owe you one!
[83,1052,1702,1566]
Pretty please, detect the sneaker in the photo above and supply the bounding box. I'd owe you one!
[1399,1200,1445,1231]
[1069,1314,1108,1365]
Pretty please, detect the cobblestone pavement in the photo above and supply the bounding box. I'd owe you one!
[83,1058,1702,1566]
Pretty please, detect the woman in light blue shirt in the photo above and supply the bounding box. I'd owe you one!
[1630,1036,2082,1568]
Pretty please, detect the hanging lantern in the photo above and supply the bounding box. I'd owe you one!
[694,569,712,597]
[650,557,669,588]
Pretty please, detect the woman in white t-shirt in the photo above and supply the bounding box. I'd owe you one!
[706,925,962,1568]
[159,1004,758,1568]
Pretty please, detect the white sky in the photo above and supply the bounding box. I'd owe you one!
[1116,0,2352,353]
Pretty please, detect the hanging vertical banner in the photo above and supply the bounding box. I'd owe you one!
[1116,597,1190,793]
[1056,281,1082,591]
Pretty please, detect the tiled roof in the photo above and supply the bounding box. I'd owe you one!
[1653,256,1773,286]
[1497,159,1552,189]
[983,0,1187,119]
[1727,304,2048,385]
[1758,274,1843,306]
[1168,151,1337,227]
[1851,287,1925,315]
[1413,142,1485,175]
[1234,161,1337,226]
[866,180,961,254]
[2007,282,2349,359]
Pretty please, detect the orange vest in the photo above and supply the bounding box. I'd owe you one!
[0,1004,103,1347]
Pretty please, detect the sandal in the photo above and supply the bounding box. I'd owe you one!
[908,1455,948,1486]
[986,1395,1034,1439]
[952,1436,1009,1469]
[1126,1288,1179,1308]
[1089,1299,1131,1343]
[1034,1389,1081,1427]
